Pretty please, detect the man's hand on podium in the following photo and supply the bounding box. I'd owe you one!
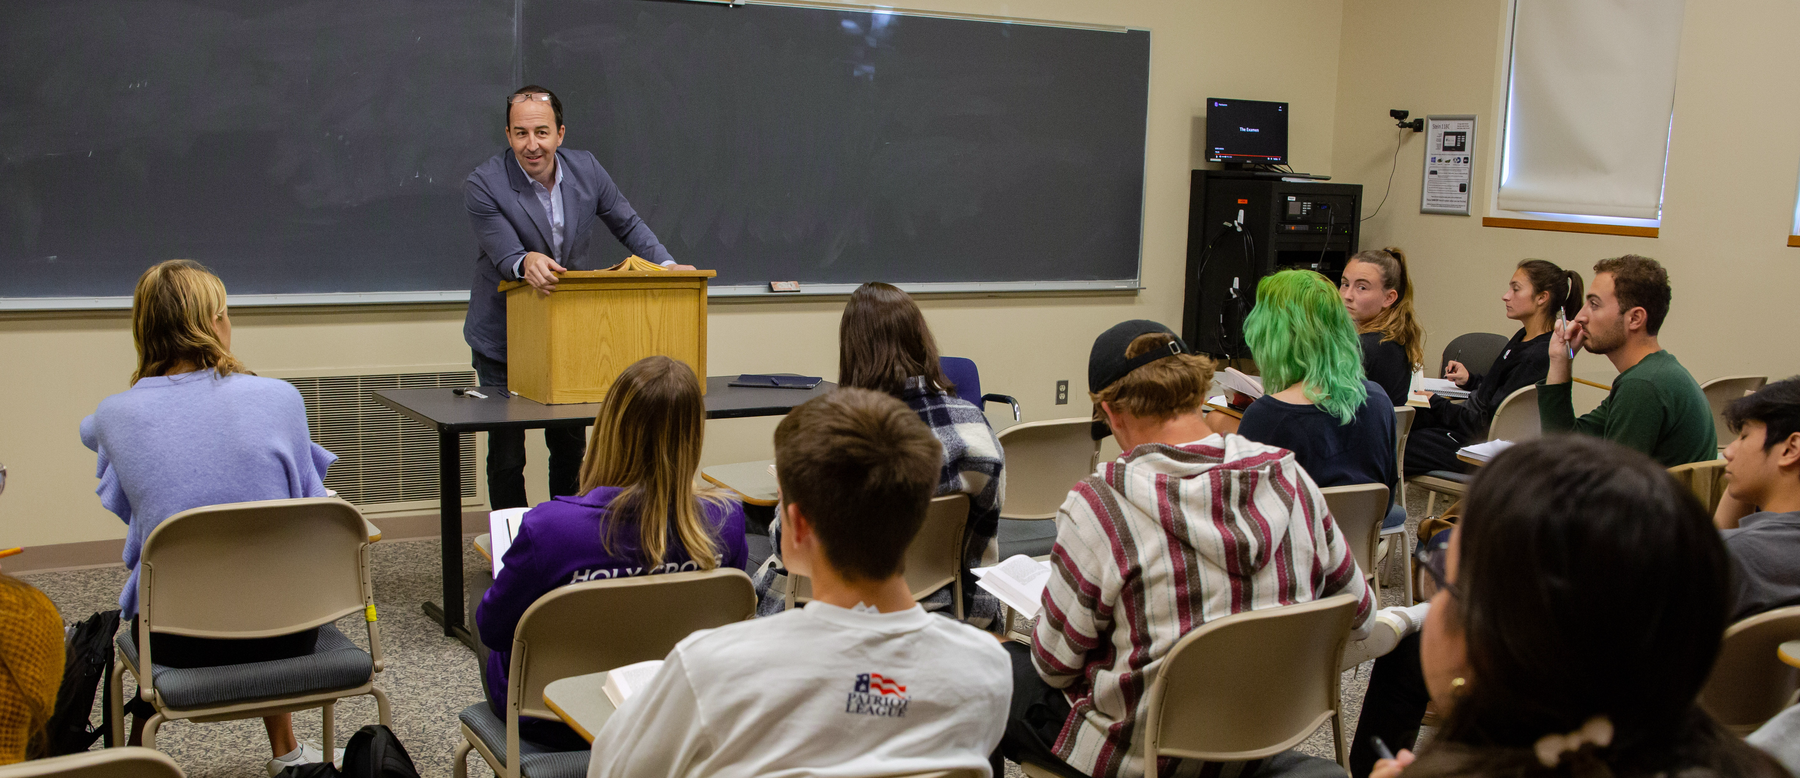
[523,252,565,295]
[667,263,697,271]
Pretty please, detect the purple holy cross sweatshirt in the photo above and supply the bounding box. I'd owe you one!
[476,486,747,712]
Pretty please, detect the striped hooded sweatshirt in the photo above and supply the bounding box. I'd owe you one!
[1032,434,1374,778]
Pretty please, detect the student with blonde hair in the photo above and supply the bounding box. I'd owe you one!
[1341,247,1426,404]
[478,356,747,749]
[80,259,338,775]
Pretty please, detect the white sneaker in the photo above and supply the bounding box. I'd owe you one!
[1340,605,1428,670]
[266,742,345,777]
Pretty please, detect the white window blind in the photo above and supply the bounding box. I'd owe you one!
[1498,0,1685,220]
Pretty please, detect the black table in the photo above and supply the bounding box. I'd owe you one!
[372,375,834,649]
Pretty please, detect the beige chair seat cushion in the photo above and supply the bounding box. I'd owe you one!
[458,702,590,778]
[116,625,371,709]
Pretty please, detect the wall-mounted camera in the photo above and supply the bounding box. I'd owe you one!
[1390,109,1424,132]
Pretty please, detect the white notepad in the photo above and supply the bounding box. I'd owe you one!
[972,555,1054,619]
[487,507,528,577]
[1417,378,1472,399]
[602,660,665,707]
[1456,439,1514,463]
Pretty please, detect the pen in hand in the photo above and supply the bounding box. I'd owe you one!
[1556,309,1576,359]
[1371,735,1395,762]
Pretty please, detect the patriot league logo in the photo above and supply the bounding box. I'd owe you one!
[846,672,909,717]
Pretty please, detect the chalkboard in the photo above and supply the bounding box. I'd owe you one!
[0,0,515,305]
[0,0,1149,307]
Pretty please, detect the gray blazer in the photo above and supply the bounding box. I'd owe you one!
[462,147,674,362]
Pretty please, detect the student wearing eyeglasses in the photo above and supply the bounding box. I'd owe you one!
[462,85,695,509]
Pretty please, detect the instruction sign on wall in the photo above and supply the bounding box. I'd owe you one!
[1421,115,1476,215]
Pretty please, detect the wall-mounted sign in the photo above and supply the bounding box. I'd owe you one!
[1421,115,1476,215]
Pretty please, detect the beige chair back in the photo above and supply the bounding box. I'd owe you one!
[995,418,1100,520]
[1486,384,1541,443]
[1699,604,1800,734]
[794,494,970,617]
[1142,594,1360,777]
[510,568,755,726]
[1667,459,1728,516]
[139,498,372,645]
[1392,406,1415,477]
[1320,484,1388,586]
[0,748,183,778]
[1701,375,1768,448]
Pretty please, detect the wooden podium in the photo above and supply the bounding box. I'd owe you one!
[499,259,714,404]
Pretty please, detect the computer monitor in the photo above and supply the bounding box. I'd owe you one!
[1206,98,1288,165]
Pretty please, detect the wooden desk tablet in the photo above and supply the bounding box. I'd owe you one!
[543,672,617,743]
[373,376,833,651]
[700,460,778,507]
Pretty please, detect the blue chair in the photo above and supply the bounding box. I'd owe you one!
[939,357,1021,421]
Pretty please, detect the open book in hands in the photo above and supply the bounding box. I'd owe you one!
[973,555,1053,619]
[602,660,665,707]
[1214,368,1265,408]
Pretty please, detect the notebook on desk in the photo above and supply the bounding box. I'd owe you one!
[729,374,823,389]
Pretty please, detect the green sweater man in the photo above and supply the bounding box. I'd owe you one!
[1540,256,1716,468]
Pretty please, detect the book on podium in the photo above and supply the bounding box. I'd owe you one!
[500,256,715,404]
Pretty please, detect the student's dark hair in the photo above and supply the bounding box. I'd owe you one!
[838,282,955,398]
[1593,254,1672,336]
[1725,376,1800,454]
[1516,259,1584,324]
[507,84,563,129]
[1405,436,1786,778]
[774,388,942,582]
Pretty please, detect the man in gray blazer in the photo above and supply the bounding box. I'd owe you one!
[463,85,690,508]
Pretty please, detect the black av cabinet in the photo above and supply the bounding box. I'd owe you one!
[1181,171,1363,358]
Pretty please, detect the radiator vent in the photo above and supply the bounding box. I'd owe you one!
[287,371,479,506]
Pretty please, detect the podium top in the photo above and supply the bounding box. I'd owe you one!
[499,268,716,293]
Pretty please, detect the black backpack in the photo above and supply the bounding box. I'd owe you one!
[48,609,120,755]
[276,725,422,778]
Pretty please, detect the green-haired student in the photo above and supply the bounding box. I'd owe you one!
[1235,270,1399,509]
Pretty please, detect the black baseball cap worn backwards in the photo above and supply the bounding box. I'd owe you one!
[1088,320,1194,394]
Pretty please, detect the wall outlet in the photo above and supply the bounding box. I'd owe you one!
[1055,380,1069,405]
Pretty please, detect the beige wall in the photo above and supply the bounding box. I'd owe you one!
[0,0,1348,550]
[1332,0,1800,390]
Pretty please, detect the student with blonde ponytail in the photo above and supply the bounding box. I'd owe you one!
[81,259,339,774]
[477,355,746,749]
[1341,247,1426,404]
[1405,260,1582,476]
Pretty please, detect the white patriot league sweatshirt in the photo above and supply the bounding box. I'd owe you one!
[586,601,1011,778]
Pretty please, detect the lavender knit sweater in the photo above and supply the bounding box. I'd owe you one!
[81,371,336,618]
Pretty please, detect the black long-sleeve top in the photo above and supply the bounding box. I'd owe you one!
[1426,328,1551,442]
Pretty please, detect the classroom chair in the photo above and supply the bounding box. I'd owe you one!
[454,569,756,778]
[1093,594,1360,777]
[1435,332,1509,380]
[1667,459,1729,516]
[1409,384,1540,517]
[1385,406,1416,601]
[1698,604,1800,735]
[994,417,1099,560]
[0,747,183,778]
[1018,596,1362,777]
[939,356,1022,421]
[109,498,391,753]
[788,494,970,618]
[1320,484,1388,596]
[1701,375,1768,450]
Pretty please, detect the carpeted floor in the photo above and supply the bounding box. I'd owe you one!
[20,488,1436,777]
